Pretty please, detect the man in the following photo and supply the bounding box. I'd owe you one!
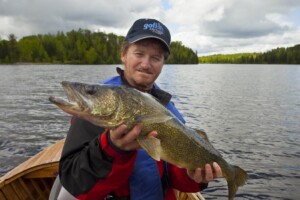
[58,18,222,200]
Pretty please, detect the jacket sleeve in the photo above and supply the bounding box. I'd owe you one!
[168,164,208,193]
[59,117,137,198]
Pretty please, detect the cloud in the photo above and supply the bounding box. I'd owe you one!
[0,0,299,55]
[0,0,164,38]
[165,0,300,55]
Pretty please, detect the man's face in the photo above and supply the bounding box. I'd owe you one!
[121,39,165,91]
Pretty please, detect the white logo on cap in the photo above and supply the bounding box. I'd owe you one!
[143,22,164,35]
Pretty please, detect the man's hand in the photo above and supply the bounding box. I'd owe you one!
[187,162,222,183]
[109,124,157,151]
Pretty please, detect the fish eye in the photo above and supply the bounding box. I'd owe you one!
[86,85,97,95]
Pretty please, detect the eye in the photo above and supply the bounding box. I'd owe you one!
[134,51,143,57]
[152,56,162,62]
[86,85,97,95]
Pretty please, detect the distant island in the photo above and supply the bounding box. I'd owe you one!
[0,29,198,65]
[198,44,300,64]
[1,29,299,64]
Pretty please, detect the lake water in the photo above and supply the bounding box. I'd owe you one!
[0,64,299,199]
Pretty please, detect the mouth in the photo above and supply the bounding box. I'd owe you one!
[49,81,93,114]
[49,96,77,107]
[138,71,153,78]
[137,70,153,76]
[49,96,83,117]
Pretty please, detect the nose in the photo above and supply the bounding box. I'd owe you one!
[140,56,151,69]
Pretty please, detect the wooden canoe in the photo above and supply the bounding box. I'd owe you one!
[0,139,205,200]
[0,139,64,200]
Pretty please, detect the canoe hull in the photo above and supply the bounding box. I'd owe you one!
[0,140,63,200]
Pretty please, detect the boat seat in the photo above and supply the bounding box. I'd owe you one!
[49,176,78,200]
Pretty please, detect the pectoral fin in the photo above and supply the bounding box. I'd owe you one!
[137,136,161,161]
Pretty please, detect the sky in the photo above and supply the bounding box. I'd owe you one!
[0,0,300,56]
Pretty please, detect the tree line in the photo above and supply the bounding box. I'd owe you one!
[0,29,198,64]
[199,44,300,64]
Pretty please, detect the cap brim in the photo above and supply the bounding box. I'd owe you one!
[127,35,170,53]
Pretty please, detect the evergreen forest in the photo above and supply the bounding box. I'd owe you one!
[1,28,299,64]
[0,29,198,64]
[199,44,300,64]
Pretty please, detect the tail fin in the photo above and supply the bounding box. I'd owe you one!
[227,165,248,200]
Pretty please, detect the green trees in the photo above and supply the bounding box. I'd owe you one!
[199,45,300,64]
[0,34,19,63]
[18,35,50,63]
[0,29,300,64]
[3,29,298,65]
[166,41,198,64]
[0,38,9,63]
[0,29,198,64]
[62,29,123,64]
[0,29,123,64]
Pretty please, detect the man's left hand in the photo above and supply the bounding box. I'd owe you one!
[187,162,222,183]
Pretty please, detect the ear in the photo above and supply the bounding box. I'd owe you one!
[121,51,126,63]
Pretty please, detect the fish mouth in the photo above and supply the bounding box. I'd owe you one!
[49,96,78,108]
[49,81,92,114]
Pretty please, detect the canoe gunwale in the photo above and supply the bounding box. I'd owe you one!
[0,139,64,189]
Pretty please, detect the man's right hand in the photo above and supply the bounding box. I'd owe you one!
[109,124,158,151]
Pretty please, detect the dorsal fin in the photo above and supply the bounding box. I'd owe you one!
[196,129,210,142]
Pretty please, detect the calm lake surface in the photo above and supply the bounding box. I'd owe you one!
[0,64,299,199]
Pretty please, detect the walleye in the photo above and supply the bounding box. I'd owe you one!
[49,81,248,200]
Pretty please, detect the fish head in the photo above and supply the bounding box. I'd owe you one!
[49,81,121,127]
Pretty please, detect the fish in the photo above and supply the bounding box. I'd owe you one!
[49,81,248,200]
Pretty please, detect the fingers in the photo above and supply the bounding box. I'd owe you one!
[204,163,213,182]
[187,162,223,184]
[213,162,222,178]
[148,130,158,137]
[123,124,144,143]
[110,124,128,139]
[109,124,144,151]
[187,168,203,183]
[204,162,223,182]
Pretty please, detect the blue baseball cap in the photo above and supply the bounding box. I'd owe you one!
[125,18,171,53]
